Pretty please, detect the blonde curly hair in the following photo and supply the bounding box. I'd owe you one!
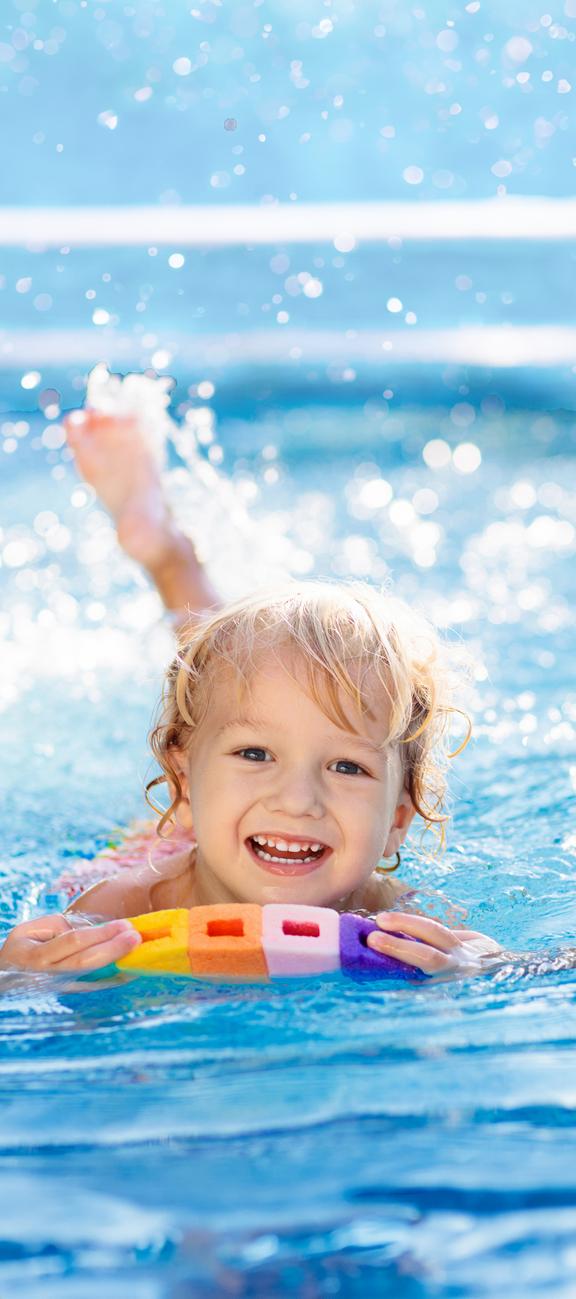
[146,580,471,855]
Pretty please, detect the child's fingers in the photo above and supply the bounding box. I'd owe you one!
[373,911,462,954]
[451,928,495,941]
[451,929,503,956]
[366,930,449,975]
[9,914,75,943]
[31,920,140,971]
[50,925,142,973]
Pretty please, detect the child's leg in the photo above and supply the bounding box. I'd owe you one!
[65,410,221,630]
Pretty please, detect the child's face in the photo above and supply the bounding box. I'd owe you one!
[175,652,415,908]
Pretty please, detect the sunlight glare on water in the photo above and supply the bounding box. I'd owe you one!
[2,0,576,1287]
[1,396,576,1296]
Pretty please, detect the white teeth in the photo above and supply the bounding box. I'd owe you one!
[255,848,316,864]
[251,835,324,853]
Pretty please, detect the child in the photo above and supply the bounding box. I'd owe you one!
[0,390,501,979]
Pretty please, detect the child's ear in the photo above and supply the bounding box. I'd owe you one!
[168,748,194,830]
[382,786,417,857]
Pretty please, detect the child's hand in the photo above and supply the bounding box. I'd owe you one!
[0,914,142,974]
[367,911,502,977]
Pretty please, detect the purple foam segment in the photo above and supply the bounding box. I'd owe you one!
[339,913,426,981]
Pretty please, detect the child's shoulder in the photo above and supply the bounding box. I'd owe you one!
[66,849,193,920]
[344,871,409,915]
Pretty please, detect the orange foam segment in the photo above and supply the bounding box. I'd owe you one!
[117,908,192,973]
[188,904,268,979]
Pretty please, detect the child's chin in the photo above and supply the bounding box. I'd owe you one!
[254,877,335,908]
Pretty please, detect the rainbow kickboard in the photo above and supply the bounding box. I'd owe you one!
[116,903,425,981]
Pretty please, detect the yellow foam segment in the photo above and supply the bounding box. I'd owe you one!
[188,903,268,979]
[117,908,192,973]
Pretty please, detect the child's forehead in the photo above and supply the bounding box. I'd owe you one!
[209,649,392,735]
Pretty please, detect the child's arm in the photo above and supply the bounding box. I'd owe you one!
[0,913,141,974]
[0,858,170,974]
[65,871,155,921]
[348,871,408,913]
[66,850,194,920]
[0,855,171,973]
[0,857,185,977]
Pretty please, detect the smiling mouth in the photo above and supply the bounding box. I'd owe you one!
[245,836,331,876]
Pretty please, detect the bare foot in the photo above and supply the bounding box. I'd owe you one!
[65,409,220,617]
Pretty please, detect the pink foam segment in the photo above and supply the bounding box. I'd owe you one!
[262,904,341,976]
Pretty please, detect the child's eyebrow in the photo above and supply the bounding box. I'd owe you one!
[339,735,388,757]
[216,715,267,736]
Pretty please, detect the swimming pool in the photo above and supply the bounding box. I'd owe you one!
[1,392,576,1296]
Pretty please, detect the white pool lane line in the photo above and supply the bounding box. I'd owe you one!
[2,326,576,369]
[1,197,576,246]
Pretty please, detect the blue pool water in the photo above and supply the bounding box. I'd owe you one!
[1,394,576,1295]
[2,0,576,206]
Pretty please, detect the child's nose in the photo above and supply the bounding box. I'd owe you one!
[265,767,325,818]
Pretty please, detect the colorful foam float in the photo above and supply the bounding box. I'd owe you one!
[115,903,426,981]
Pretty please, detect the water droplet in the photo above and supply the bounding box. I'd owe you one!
[151,349,172,370]
[210,171,230,188]
[333,232,356,253]
[302,278,323,299]
[403,165,424,185]
[504,36,533,62]
[453,442,482,473]
[436,29,459,52]
[21,371,41,390]
[491,159,512,177]
[97,109,118,130]
[423,439,451,469]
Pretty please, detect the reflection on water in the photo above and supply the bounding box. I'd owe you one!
[1,400,576,1296]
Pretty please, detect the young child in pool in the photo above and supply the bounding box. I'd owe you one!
[0,399,501,979]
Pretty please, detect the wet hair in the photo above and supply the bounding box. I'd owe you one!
[146,580,472,855]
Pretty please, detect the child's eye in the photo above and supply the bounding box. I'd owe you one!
[236,747,271,762]
[331,760,368,776]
